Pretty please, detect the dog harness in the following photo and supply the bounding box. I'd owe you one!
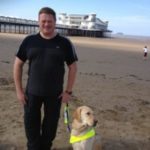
[64,103,71,132]
[70,128,95,143]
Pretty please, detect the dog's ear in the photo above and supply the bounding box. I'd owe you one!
[73,107,82,122]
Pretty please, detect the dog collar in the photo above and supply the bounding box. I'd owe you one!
[70,128,95,144]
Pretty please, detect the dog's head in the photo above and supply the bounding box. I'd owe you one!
[73,106,97,127]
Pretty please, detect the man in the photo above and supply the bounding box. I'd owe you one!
[13,7,78,150]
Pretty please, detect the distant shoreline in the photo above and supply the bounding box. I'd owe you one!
[0,32,149,52]
[0,32,150,40]
[112,33,150,40]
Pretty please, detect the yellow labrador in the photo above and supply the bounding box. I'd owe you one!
[70,106,102,150]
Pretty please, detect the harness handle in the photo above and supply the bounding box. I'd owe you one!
[64,102,71,132]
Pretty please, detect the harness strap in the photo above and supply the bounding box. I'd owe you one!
[70,128,95,144]
[64,103,71,132]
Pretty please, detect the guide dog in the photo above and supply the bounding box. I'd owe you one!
[70,106,102,150]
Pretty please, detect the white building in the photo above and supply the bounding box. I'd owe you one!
[57,13,108,31]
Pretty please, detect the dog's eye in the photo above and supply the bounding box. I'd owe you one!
[87,112,91,116]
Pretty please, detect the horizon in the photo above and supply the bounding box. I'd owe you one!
[0,0,150,36]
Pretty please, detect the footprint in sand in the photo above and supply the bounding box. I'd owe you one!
[0,143,17,150]
[79,72,106,79]
[128,74,143,81]
[0,125,6,136]
[0,77,13,86]
[0,60,10,64]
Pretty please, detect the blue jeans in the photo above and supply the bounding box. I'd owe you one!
[24,93,61,150]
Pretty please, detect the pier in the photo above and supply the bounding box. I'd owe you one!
[0,16,38,34]
[0,16,111,37]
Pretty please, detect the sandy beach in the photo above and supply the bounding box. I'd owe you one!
[0,33,150,150]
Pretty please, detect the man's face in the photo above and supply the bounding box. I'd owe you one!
[38,13,56,36]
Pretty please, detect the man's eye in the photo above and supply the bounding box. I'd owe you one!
[42,21,46,23]
[42,20,52,24]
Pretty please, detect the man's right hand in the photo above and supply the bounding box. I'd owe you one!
[17,90,27,105]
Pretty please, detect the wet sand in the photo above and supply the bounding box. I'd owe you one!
[0,33,150,150]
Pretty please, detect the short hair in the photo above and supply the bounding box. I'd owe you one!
[38,7,56,21]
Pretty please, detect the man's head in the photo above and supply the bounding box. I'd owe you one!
[38,7,56,37]
[38,7,56,21]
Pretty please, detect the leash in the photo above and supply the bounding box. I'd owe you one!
[64,102,71,133]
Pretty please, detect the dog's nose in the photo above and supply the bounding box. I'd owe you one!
[93,120,98,127]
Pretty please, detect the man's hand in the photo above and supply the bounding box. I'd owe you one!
[59,91,72,103]
[17,90,27,105]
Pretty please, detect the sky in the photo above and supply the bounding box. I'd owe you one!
[0,0,150,36]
